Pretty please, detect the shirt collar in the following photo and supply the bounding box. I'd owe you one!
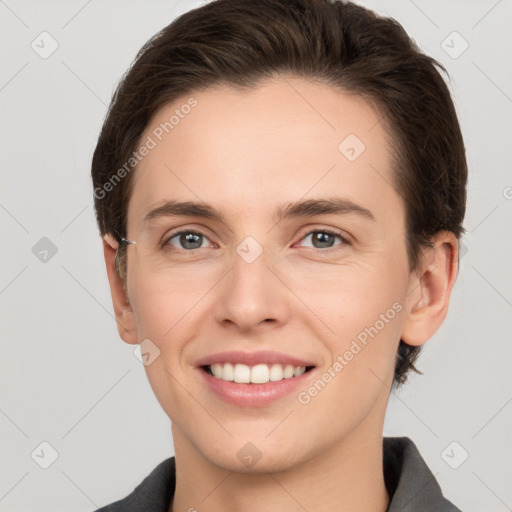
[95,436,461,511]
[383,437,461,511]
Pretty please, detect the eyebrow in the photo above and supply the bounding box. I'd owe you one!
[143,197,375,225]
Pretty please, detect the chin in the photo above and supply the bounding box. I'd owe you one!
[212,450,303,475]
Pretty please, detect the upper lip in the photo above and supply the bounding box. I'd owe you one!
[195,350,316,368]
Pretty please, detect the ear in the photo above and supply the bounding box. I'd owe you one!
[400,231,459,346]
[103,233,138,345]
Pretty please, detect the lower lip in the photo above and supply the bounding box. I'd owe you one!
[198,367,315,407]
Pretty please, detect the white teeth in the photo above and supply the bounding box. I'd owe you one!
[223,362,234,381]
[233,363,251,383]
[251,364,269,384]
[293,366,306,377]
[208,363,308,384]
[269,363,283,381]
[283,364,294,379]
[211,363,223,379]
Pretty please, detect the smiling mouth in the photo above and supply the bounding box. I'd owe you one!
[202,363,315,384]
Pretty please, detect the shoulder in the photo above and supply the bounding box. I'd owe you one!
[91,456,176,512]
[384,437,462,512]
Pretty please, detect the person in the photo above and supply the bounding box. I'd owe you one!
[90,0,467,510]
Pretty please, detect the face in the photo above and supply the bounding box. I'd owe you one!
[118,76,420,472]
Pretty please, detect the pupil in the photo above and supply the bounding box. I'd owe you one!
[314,232,333,248]
[181,233,202,249]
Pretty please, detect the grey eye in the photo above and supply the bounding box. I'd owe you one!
[300,230,344,249]
[167,231,211,250]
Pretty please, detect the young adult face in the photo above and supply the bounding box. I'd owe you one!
[104,76,457,473]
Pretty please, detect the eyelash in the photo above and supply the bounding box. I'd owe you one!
[161,228,350,253]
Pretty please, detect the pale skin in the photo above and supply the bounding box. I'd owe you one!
[102,75,458,512]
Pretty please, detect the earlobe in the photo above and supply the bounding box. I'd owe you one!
[401,232,459,347]
[103,234,139,345]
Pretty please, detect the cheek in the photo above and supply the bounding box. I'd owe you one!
[126,273,200,414]
[127,263,184,347]
[295,257,406,330]
[293,258,408,380]
[127,263,219,354]
[294,284,406,436]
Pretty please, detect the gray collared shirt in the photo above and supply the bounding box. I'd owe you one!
[93,436,462,511]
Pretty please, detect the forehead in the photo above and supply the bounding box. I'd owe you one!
[128,76,401,228]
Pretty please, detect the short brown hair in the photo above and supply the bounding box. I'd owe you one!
[91,0,467,385]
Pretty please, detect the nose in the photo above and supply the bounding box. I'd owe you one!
[214,243,291,333]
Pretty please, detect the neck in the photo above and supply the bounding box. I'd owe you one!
[169,420,389,512]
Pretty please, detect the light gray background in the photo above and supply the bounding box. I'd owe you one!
[1,0,511,511]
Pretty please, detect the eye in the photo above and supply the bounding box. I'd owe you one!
[297,229,348,250]
[163,230,213,251]
[161,228,349,253]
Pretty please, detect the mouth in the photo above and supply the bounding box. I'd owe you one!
[195,350,318,406]
[201,363,316,384]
